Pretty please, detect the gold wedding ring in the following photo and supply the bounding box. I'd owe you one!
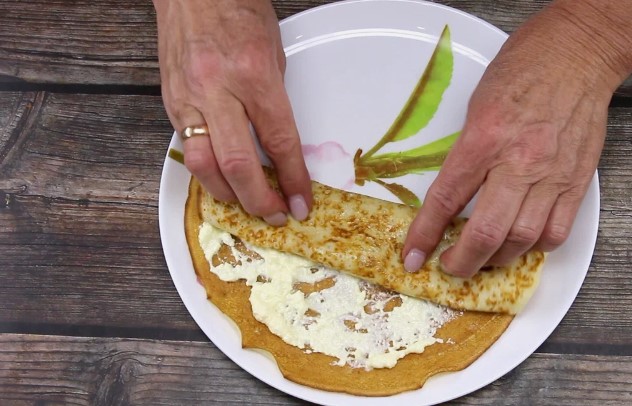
[180,124,210,140]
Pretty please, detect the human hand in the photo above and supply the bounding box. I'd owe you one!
[153,0,312,226]
[403,0,632,277]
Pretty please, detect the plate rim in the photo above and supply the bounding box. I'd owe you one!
[158,1,600,404]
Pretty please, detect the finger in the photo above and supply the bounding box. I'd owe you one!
[536,186,585,252]
[402,139,488,272]
[533,104,603,252]
[439,173,529,277]
[487,183,558,265]
[204,94,289,225]
[173,105,236,202]
[244,76,313,221]
[183,131,237,203]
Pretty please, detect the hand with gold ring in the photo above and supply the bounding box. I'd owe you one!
[153,0,312,226]
[180,125,211,140]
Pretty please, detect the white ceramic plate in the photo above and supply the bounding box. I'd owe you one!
[159,1,600,404]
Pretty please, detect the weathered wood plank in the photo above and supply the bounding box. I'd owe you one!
[0,0,159,86]
[0,334,630,405]
[1,0,630,97]
[1,93,631,349]
[1,92,169,201]
[0,93,198,332]
[546,108,632,349]
[0,334,301,405]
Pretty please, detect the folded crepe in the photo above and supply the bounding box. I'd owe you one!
[201,174,545,315]
[185,177,514,396]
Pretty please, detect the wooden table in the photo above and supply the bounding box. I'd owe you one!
[1,1,631,404]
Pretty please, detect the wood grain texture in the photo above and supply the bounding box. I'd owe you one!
[0,93,631,351]
[0,0,630,97]
[0,334,630,405]
[0,0,159,86]
[0,1,630,404]
[0,92,198,332]
[545,108,632,350]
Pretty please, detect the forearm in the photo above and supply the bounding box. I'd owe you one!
[554,0,632,84]
[505,0,632,92]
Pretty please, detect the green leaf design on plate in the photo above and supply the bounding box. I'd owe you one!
[383,130,459,158]
[356,131,459,180]
[362,25,454,159]
[373,179,421,207]
[355,150,446,181]
[351,25,458,203]
[168,148,185,165]
[366,130,460,174]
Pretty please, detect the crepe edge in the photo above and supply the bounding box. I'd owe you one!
[184,177,513,396]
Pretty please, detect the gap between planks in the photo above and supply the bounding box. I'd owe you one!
[0,333,631,405]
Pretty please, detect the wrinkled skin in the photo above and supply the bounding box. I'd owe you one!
[403,0,632,277]
[153,0,632,277]
[154,0,312,226]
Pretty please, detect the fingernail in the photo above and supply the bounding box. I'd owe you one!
[289,194,309,221]
[404,249,426,273]
[263,212,287,227]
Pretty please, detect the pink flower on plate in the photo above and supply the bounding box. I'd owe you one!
[302,141,355,190]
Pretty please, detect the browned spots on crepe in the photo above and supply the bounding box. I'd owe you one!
[184,178,513,396]
[200,170,544,314]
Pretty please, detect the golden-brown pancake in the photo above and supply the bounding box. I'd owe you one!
[200,173,545,314]
[185,178,513,396]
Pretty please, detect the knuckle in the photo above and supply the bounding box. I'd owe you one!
[506,223,539,246]
[211,189,237,203]
[542,224,570,249]
[441,256,477,278]
[463,105,506,147]
[408,224,435,247]
[557,166,577,186]
[465,105,563,176]
[487,253,513,267]
[513,147,556,172]
[231,41,273,84]
[184,45,223,88]
[504,124,559,171]
[261,132,300,158]
[242,200,265,216]
[217,151,254,179]
[243,192,276,217]
[469,221,505,252]
[467,100,504,127]
[564,185,587,201]
[426,182,462,218]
